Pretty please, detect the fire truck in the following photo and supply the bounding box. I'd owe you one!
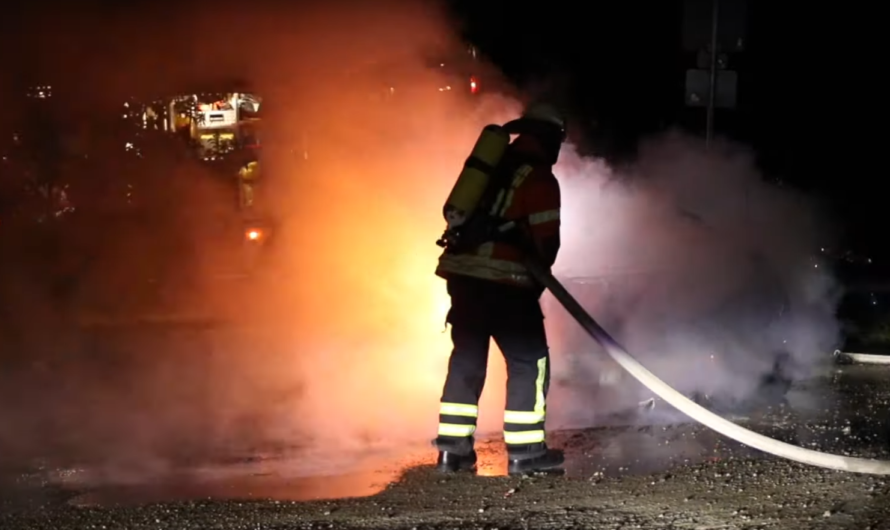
[59,88,273,327]
[138,90,265,233]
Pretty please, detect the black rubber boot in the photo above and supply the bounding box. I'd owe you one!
[507,443,565,475]
[436,449,478,473]
[432,437,477,473]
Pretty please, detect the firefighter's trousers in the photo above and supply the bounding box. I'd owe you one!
[436,275,551,456]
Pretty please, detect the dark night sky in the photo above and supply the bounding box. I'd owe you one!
[2,0,883,257]
[449,0,882,259]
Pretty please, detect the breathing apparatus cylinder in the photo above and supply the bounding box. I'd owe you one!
[437,124,511,248]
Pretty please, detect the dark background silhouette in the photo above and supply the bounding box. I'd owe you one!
[449,0,881,264]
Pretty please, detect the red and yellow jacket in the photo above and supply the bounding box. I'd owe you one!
[436,136,561,288]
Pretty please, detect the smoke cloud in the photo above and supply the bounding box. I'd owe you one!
[0,0,841,485]
[547,136,841,428]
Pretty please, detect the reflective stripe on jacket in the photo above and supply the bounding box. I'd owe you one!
[436,162,561,288]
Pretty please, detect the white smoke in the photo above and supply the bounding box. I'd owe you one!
[546,132,841,428]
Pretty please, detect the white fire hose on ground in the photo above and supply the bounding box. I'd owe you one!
[525,258,890,475]
[834,350,890,365]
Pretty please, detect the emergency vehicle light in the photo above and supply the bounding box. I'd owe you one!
[245,228,263,241]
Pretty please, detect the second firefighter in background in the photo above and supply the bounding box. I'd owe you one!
[434,102,566,475]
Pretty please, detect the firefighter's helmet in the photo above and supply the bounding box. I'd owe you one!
[504,101,567,143]
[520,102,566,132]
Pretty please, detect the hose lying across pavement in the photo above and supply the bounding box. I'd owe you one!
[525,258,890,475]
[834,350,890,365]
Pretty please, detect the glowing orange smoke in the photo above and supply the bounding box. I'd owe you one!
[265,82,522,451]
[10,0,526,467]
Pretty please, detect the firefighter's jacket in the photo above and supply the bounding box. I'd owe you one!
[436,137,561,289]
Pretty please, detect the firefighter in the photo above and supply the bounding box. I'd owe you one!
[434,102,566,475]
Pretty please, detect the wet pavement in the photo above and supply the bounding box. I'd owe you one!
[3,363,890,529]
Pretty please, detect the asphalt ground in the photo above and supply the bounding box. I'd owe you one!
[3,363,890,529]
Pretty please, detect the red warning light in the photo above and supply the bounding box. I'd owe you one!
[469,76,478,94]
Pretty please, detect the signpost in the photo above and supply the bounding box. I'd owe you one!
[683,0,746,147]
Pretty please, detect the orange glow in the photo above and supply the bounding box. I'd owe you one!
[12,0,529,471]
[261,64,523,450]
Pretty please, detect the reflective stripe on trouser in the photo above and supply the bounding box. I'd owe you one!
[437,402,479,438]
[437,276,550,452]
[504,356,548,446]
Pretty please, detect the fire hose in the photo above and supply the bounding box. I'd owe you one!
[834,350,890,365]
[524,257,890,475]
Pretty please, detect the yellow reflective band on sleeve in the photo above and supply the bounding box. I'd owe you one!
[504,410,546,424]
[529,209,560,225]
[504,430,546,445]
[438,423,477,437]
[440,402,479,417]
